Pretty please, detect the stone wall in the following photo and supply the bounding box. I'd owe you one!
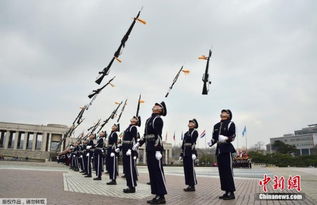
[0,149,50,160]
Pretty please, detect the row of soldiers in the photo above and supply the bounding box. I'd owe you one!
[58,104,237,204]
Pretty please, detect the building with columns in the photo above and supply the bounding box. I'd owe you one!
[137,142,173,165]
[0,121,69,161]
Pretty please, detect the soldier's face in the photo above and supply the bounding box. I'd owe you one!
[99,132,105,137]
[188,122,195,129]
[130,118,138,125]
[220,112,230,120]
[152,105,162,114]
[111,125,117,131]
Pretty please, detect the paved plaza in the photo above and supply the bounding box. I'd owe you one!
[0,161,316,205]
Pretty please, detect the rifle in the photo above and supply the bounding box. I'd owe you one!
[201,49,212,95]
[95,9,146,85]
[135,94,142,126]
[96,101,123,133]
[165,66,187,98]
[89,76,115,99]
[117,99,128,123]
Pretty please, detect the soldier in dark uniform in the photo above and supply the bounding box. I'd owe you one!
[106,124,119,185]
[85,134,95,178]
[209,109,236,200]
[180,119,198,192]
[133,102,167,204]
[93,131,106,180]
[120,117,139,193]
[81,140,88,175]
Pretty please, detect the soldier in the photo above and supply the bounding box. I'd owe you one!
[209,109,236,200]
[85,134,95,178]
[133,102,167,204]
[180,119,198,192]
[106,124,119,185]
[119,117,139,193]
[93,131,106,180]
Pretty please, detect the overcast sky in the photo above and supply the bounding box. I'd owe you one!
[1,0,316,149]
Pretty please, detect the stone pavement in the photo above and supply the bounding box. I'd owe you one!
[0,161,316,205]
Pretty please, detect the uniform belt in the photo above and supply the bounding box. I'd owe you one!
[184,143,192,146]
[122,140,133,144]
[145,134,156,141]
[95,147,103,150]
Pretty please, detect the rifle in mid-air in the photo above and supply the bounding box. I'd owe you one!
[200,49,212,95]
[95,9,146,85]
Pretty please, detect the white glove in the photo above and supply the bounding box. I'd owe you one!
[155,151,162,160]
[208,139,215,147]
[110,152,115,157]
[218,135,228,143]
[126,149,131,156]
[132,142,140,151]
[115,148,120,153]
[133,156,137,160]
[86,153,89,157]
[86,145,92,149]
[192,154,197,160]
[178,156,182,161]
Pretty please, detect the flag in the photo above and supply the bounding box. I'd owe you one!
[242,126,247,136]
[173,132,176,141]
[200,130,206,138]
[181,131,184,140]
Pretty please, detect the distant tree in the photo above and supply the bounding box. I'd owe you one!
[272,140,296,154]
[311,145,317,155]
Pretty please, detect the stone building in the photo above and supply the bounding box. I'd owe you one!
[267,124,317,155]
[0,121,69,161]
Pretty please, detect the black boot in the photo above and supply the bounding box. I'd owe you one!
[223,192,235,200]
[183,186,195,192]
[93,177,101,180]
[147,196,159,204]
[123,187,135,193]
[146,182,151,185]
[150,195,166,204]
[107,180,117,185]
[85,175,92,178]
[219,192,228,199]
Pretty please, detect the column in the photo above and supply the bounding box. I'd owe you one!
[32,132,37,151]
[143,148,146,164]
[23,132,28,150]
[4,131,10,149]
[61,135,65,151]
[165,150,168,165]
[41,133,47,151]
[13,131,19,150]
[47,133,52,152]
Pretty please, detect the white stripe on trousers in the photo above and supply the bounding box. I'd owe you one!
[129,155,135,187]
[112,156,116,180]
[97,154,100,177]
[192,160,197,185]
[158,158,167,189]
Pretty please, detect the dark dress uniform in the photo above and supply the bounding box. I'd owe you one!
[122,125,138,191]
[180,128,198,189]
[139,113,167,197]
[106,131,118,181]
[94,136,104,179]
[81,144,87,174]
[211,110,236,199]
[85,139,94,177]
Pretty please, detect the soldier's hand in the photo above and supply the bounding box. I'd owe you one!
[132,142,139,151]
[192,154,197,160]
[178,156,182,161]
[155,151,162,160]
[115,148,120,153]
[110,152,115,157]
[126,149,132,156]
[218,135,228,143]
